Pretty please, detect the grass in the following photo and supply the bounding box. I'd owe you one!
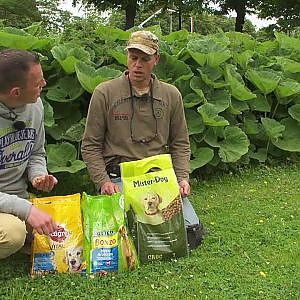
[1,163,299,300]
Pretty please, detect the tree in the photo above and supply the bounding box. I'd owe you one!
[209,0,300,33]
[105,4,255,36]
[209,0,259,32]
[192,12,255,35]
[36,0,73,33]
[73,0,139,29]
[258,0,300,31]
[74,0,204,30]
[144,0,204,31]
[0,0,41,28]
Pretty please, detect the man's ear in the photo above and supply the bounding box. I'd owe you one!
[9,87,21,97]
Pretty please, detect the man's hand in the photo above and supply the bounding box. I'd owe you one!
[179,179,191,198]
[101,181,120,195]
[31,175,58,192]
[27,206,57,235]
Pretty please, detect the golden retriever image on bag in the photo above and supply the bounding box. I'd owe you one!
[118,225,137,271]
[143,191,162,215]
[63,246,84,273]
[141,191,165,225]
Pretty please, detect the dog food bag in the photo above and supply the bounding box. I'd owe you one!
[81,192,138,276]
[121,154,188,263]
[31,193,84,276]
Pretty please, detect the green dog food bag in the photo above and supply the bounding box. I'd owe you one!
[120,154,188,263]
[81,192,138,276]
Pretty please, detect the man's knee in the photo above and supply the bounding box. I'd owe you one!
[0,213,27,259]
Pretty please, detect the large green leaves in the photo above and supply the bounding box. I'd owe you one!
[96,26,130,42]
[190,76,206,99]
[249,147,268,163]
[164,29,189,44]
[219,126,250,162]
[198,103,229,127]
[204,126,250,162]
[42,98,54,128]
[183,93,203,108]
[247,92,271,112]
[256,40,278,57]
[108,48,127,66]
[288,104,300,122]
[190,147,214,172]
[271,118,300,152]
[243,117,259,135]
[185,109,205,135]
[275,78,300,98]
[46,76,84,102]
[206,89,231,112]
[46,143,86,173]
[226,31,256,51]
[229,99,249,115]
[62,118,86,142]
[154,52,193,83]
[0,26,299,174]
[224,65,256,101]
[261,117,285,140]
[0,27,51,50]
[164,29,189,55]
[275,32,300,61]
[233,50,254,70]
[198,65,228,89]
[218,127,250,162]
[51,44,91,74]
[275,57,300,74]
[45,103,82,140]
[245,69,281,95]
[75,62,122,93]
[187,35,231,67]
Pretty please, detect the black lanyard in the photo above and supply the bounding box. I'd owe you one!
[0,103,26,130]
[128,78,158,144]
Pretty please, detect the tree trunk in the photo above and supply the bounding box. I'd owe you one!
[234,1,246,32]
[178,0,182,30]
[125,0,137,30]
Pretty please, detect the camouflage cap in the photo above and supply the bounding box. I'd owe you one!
[126,31,159,55]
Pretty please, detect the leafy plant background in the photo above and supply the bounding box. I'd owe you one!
[1,23,299,193]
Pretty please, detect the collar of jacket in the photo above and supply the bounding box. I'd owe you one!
[0,101,27,115]
[123,71,163,102]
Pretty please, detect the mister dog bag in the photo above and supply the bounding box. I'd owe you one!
[121,154,188,263]
[81,192,138,276]
[31,193,84,276]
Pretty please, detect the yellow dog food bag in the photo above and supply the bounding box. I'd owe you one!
[31,193,84,276]
[121,154,188,263]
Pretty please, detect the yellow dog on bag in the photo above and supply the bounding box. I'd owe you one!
[31,193,84,276]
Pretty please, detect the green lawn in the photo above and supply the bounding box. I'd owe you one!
[1,164,299,300]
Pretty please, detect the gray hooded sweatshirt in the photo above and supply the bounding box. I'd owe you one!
[0,98,47,220]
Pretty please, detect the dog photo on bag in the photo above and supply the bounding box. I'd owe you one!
[142,191,164,224]
[64,246,83,273]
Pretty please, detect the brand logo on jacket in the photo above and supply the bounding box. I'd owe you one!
[0,128,36,169]
[112,111,130,121]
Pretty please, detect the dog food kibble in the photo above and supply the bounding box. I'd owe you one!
[161,196,182,221]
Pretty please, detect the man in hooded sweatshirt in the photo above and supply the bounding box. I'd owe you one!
[0,49,58,259]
